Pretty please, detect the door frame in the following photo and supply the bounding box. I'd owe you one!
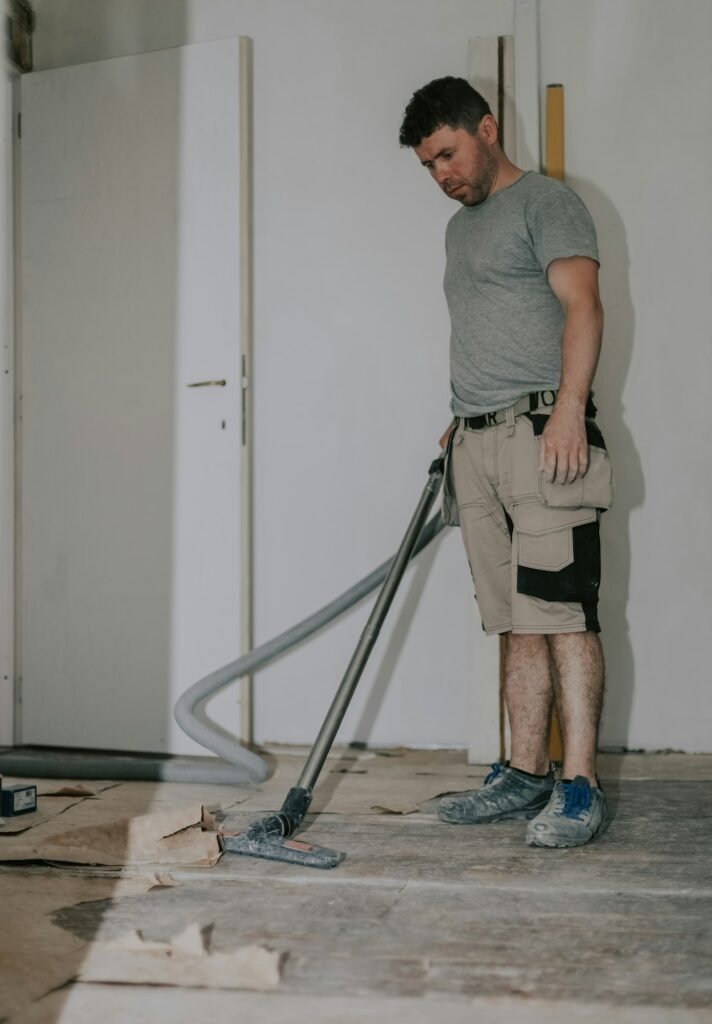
[1,58,19,745]
[239,36,254,747]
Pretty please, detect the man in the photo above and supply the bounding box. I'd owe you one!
[399,76,613,848]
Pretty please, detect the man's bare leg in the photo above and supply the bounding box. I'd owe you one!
[437,632,555,823]
[504,633,554,775]
[548,631,605,784]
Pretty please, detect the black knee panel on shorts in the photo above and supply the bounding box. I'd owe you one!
[517,520,602,631]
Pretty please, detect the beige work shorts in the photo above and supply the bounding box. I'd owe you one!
[446,404,614,635]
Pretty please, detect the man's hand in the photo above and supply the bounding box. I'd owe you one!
[538,407,588,484]
[439,423,454,450]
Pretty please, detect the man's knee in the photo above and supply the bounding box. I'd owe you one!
[548,631,604,672]
[505,633,550,657]
[548,630,602,649]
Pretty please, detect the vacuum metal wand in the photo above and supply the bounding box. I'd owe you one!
[297,460,445,793]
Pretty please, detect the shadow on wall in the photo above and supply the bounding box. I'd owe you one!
[513,79,642,751]
[569,176,643,753]
[349,530,445,745]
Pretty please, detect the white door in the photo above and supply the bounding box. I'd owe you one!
[18,39,245,755]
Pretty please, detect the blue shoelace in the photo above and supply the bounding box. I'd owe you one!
[484,762,504,785]
[562,779,593,819]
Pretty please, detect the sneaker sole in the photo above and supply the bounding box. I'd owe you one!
[439,796,553,826]
[525,815,611,848]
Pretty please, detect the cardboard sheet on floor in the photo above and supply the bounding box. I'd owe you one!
[0,779,118,834]
[0,786,223,865]
[0,803,219,866]
[0,780,255,864]
[77,922,281,991]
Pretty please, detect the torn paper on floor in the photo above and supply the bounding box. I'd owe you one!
[78,923,281,991]
[0,871,177,1020]
[37,781,118,798]
[370,803,420,815]
[0,801,221,866]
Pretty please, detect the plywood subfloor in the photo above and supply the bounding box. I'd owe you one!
[2,749,711,1023]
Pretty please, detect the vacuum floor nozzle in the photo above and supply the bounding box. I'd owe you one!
[220,831,345,869]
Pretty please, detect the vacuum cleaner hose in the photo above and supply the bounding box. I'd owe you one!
[173,509,446,783]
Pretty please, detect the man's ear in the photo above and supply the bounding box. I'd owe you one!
[478,113,499,147]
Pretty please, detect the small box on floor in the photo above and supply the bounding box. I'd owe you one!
[1,783,37,816]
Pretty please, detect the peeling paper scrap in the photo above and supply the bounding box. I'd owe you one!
[370,804,419,816]
[78,923,281,991]
[87,875,171,899]
[201,807,218,831]
[39,783,110,798]
[150,872,178,889]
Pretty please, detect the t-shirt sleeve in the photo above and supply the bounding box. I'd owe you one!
[527,185,599,272]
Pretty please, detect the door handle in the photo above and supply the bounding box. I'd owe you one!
[186,380,227,388]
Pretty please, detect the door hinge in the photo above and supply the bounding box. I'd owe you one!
[241,355,248,446]
[17,112,21,139]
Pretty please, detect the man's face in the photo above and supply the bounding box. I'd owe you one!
[414,123,497,207]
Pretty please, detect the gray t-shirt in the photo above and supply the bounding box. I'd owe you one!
[444,171,599,415]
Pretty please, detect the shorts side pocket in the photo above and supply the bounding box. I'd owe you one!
[515,502,597,571]
[538,444,614,511]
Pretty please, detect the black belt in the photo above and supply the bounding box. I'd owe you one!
[459,391,597,431]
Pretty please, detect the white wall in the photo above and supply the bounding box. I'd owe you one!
[27,0,712,753]
[539,0,712,752]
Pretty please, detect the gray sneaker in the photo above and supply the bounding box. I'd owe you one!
[526,775,610,848]
[438,762,555,824]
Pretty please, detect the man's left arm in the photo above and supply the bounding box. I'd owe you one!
[539,255,604,484]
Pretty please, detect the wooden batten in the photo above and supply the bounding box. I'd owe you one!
[544,82,565,763]
[468,36,516,159]
[546,84,565,180]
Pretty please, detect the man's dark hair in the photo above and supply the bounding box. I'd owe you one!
[399,76,492,148]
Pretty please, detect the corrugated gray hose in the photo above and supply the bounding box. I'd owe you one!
[173,511,446,783]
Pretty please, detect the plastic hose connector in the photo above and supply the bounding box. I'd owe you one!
[244,786,313,840]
